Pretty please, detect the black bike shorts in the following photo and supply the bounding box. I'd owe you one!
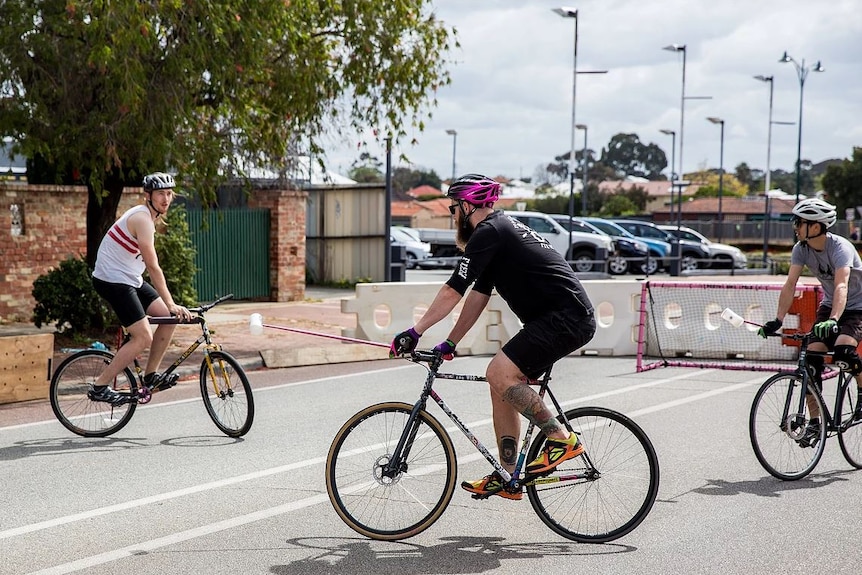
[502,308,597,380]
[93,277,160,327]
[812,307,862,346]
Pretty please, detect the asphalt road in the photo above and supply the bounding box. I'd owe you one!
[2,356,861,575]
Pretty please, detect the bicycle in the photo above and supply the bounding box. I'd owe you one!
[325,350,660,542]
[750,331,862,480]
[49,293,254,438]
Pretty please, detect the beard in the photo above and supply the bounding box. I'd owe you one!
[455,214,475,251]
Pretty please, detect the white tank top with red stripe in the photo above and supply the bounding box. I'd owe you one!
[93,204,150,287]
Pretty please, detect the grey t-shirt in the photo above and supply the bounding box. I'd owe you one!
[791,232,862,309]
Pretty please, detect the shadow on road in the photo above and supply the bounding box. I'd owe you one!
[270,535,636,575]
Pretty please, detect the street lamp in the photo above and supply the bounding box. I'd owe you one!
[707,117,725,242]
[553,7,608,258]
[754,75,795,266]
[663,44,711,230]
[575,123,588,214]
[659,128,676,224]
[445,129,457,182]
[779,51,825,203]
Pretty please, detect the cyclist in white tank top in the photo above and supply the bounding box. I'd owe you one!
[88,172,192,406]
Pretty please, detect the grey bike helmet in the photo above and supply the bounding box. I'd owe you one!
[143,172,176,192]
[792,198,837,228]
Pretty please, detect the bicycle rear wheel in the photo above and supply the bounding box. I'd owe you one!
[526,407,659,543]
[326,402,457,541]
[837,379,862,468]
[50,350,138,437]
[199,351,254,437]
[749,373,826,480]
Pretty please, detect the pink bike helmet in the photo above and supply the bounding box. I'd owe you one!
[446,173,500,207]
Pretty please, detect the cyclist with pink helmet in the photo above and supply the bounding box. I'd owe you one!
[390,173,596,500]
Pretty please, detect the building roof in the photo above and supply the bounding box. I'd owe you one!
[598,179,702,197]
[653,195,797,217]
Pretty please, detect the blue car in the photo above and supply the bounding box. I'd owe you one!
[583,218,671,275]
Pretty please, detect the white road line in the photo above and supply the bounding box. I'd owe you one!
[18,369,765,575]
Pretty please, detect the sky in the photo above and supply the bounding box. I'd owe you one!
[322,0,862,186]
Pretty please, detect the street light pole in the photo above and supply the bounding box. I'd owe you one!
[779,51,824,204]
[445,129,457,182]
[707,117,725,243]
[552,7,578,256]
[659,129,676,223]
[754,74,795,267]
[553,7,608,258]
[576,123,588,214]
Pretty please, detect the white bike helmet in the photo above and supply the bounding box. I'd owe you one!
[792,198,837,228]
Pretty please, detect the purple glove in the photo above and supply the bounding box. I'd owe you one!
[433,339,457,360]
[390,327,421,357]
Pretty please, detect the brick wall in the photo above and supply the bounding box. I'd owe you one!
[249,188,308,302]
[0,184,140,322]
[0,183,307,322]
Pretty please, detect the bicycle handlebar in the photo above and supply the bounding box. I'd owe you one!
[148,293,235,324]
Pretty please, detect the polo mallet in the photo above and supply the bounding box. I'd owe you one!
[720,308,763,328]
[249,313,390,348]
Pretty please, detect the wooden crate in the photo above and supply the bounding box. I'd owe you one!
[0,333,54,404]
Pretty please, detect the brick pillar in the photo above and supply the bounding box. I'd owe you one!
[249,188,307,302]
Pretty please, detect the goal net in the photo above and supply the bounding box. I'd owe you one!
[636,281,822,373]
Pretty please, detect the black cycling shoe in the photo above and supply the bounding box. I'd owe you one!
[797,422,821,449]
[143,372,180,391]
[87,385,131,406]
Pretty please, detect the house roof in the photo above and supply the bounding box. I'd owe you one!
[653,195,797,216]
[405,185,444,198]
[598,179,702,197]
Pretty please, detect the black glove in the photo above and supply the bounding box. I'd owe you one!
[390,327,421,358]
[758,318,782,338]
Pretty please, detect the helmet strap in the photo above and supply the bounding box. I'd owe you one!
[146,194,164,219]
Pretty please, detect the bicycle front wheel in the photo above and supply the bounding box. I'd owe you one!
[749,373,826,480]
[837,378,862,468]
[326,402,457,541]
[199,351,254,437]
[50,350,138,437]
[526,407,659,543]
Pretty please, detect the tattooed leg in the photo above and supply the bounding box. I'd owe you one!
[501,383,566,439]
[500,435,518,466]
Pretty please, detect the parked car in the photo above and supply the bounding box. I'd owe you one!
[551,214,648,275]
[390,226,431,269]
[582,217,671,275]
[611,219,709,272]
[504,210,614,273]
[657,225,748,270]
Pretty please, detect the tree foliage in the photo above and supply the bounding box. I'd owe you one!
[0,1,456,264]
[688,169,749,198]
[823,147,862,216]
[601,133,668,180]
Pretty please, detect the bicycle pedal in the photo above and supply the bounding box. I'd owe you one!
[470,492,493,500]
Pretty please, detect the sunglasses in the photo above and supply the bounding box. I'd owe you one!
[792,216,814,227]
[448,204,458,215]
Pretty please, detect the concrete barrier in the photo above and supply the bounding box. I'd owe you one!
[341,279,646,357]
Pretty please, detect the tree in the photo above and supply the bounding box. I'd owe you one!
[822,147,862,217]
[348,153,385,184]
[601,133,668,180]
[688,169,748,198]
[0,1,455,265]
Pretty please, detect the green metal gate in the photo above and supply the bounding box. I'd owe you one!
[186,209,270,301]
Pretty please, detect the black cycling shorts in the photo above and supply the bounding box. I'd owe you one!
[812,307,862,346]
[502,308,596,380]
[93,277,160,327]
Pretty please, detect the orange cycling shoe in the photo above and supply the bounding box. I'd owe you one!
[461,471,522,501]
[526,432,583,475]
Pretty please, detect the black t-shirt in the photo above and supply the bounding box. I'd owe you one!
[445,211,594,323]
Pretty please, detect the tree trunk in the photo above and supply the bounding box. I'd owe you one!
[85,174,128,269]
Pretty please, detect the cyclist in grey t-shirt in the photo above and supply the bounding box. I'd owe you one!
[759,198,862,447]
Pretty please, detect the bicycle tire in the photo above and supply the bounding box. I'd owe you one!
[749,373,826,480]
[199,351,254,437]
[326,402,457,541]
[526,406,659,543]
[50,350,138,437]
[837,377,862,469]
